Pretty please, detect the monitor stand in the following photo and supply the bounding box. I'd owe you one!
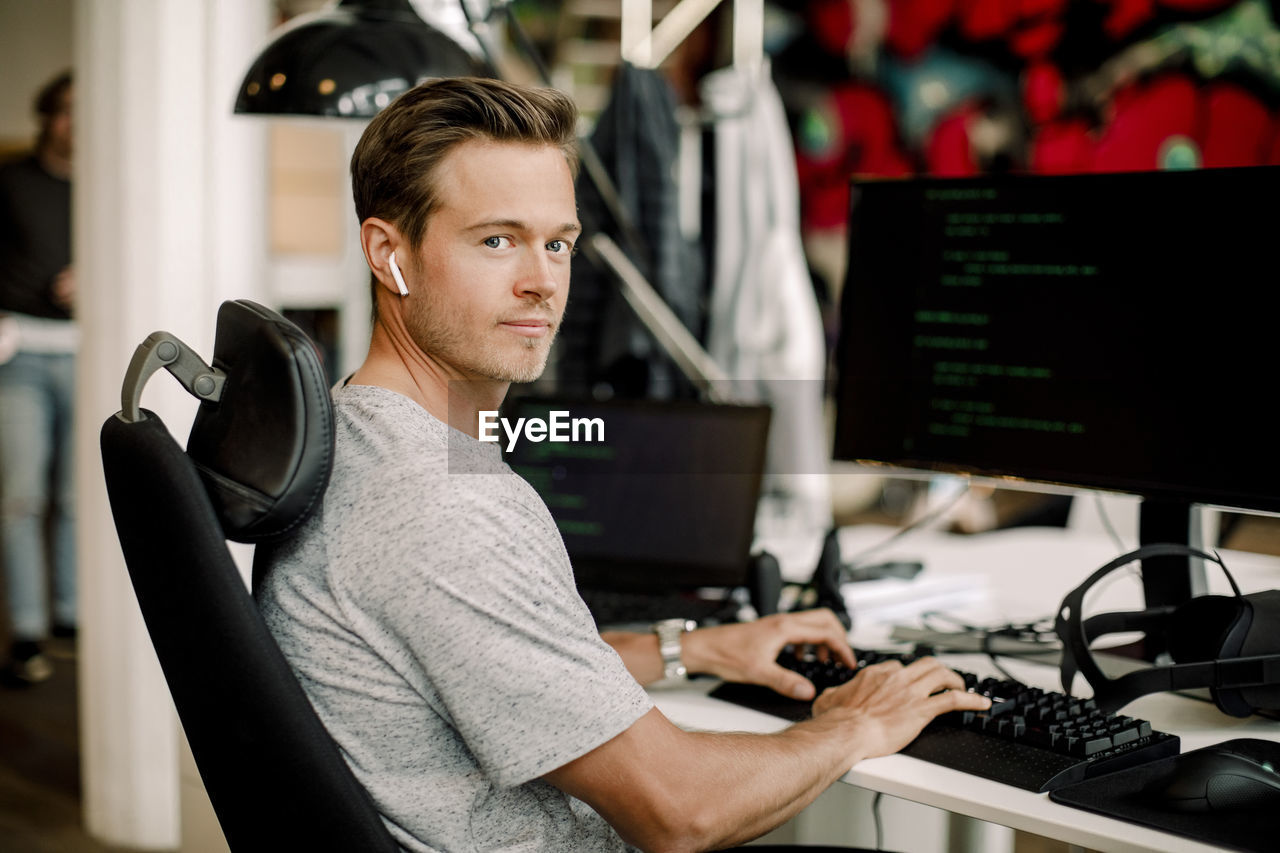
[1137,498,1210,660]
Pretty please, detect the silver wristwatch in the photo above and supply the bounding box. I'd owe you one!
[653,618,697,681]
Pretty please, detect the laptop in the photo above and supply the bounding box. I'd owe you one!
[500,395,771,627]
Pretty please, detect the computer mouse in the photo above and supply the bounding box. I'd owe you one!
[1154,741,1280,812]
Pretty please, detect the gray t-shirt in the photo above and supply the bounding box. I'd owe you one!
[257,384,652,852]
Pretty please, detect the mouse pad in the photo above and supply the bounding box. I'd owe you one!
[1049,739,1280,852]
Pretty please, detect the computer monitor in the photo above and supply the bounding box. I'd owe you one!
[501,395,772,592]
[832,166,1279,640]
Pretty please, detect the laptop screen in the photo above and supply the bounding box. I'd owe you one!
[500,396,771,591]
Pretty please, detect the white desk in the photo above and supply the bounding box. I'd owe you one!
[653,525,1280,853]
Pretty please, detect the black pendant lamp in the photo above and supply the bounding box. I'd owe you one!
[234,0,494,118]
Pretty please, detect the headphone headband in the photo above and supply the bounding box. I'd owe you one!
[1053,544,1280,715]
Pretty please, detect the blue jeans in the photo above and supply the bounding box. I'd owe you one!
[0,351,76,640]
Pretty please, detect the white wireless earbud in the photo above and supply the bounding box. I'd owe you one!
[388,251,409,296]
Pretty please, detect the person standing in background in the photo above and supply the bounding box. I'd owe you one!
[0,70,76,686]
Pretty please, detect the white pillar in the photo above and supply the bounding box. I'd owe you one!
[74,0,270,847]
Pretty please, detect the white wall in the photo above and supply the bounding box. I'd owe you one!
[0,0,74,147]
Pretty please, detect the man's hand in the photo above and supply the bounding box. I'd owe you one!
[559,629,991,851]
[813,656,991,760]
[51,267,75,312]
[681,608,857,700]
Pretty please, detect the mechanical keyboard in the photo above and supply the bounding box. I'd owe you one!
[708,647,1180,793]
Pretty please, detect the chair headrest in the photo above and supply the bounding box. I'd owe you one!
[183,300,334,543]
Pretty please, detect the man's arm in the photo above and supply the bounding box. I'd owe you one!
[544,656,991,853]
[603,608,857,699]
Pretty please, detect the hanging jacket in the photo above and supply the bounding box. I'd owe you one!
[701,61,833,538]
[562,62,705,398]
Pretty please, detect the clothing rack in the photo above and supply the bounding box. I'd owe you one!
[603,0,769,397]
[473,0,772,400]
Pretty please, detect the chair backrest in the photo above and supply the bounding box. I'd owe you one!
[100,299,399,852]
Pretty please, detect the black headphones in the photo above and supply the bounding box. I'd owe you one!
[1055,543,1280,717]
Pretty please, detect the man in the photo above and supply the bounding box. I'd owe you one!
[257,77,988,852]
[0,70,76,686]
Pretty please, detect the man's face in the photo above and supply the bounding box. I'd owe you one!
[403,139,579,385]
[42,86,72,162]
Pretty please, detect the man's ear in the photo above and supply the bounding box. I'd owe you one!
[360,218,407,298]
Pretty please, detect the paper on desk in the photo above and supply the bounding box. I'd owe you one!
[841,574,990,626]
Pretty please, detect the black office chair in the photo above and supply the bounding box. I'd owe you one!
[100,299,881,853]
[100,299,400,852]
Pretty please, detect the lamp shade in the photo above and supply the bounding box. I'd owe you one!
[234,0,493,118]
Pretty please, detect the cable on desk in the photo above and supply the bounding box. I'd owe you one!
[916,611,1062,683]
[918,611,1059,647]
[842,479,974,569]
[981,638,1029,683]
[1093,492,1130,553]
[871,791,884,851]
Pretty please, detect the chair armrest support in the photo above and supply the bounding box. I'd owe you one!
[119,331,226,423]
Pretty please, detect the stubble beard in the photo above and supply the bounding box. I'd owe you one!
[405,294,559,385]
